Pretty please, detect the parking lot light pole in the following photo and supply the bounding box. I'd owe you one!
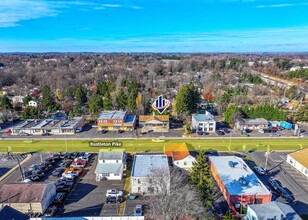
[264,145,271,171]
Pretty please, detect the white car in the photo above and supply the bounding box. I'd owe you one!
[74,156,88,162]
[254,166,266,175]
[75,127,82,133]
[62,171,78,179]
[106,189,124,197]
[258,129,264,134]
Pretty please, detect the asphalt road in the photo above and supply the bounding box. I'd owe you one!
[248,151,308,215]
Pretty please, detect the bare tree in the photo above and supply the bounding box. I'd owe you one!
[146,168,212,220]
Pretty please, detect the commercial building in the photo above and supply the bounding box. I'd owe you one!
[191,111,216,132]
[287,148,308,178]
[0,183,56,215]
[246,201,301,220]
[235,118,268,131]
[131,155,170,194]
[95,150,126,181]
[97,110,136,132]
[209,156,271,215]
[139,115,169,133]
[11,117,85,135]
[164,142,196,170]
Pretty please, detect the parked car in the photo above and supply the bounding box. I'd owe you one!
[28,174,40,181]
[41,162,53,170]
[254,166,266,175]
[52,168,65,177]
[277,187,295,203]
[268,178,280,191]
[29,164,40,171]
[56,180,74,188]
[223,128,230,133]
[45,157,56,164]
[216,130,225,136]
[106,195,124,203]
[65,167,83,175]
[258,129,265,134]
[56,185,72,193]
[43,206,57,217]
[19,132,29,136]
[270,133,281,137]
[62,171,78,179]
[53,192,66,204]
[85,152,92,159]
[271,127,278,133]
[75,127,82,133]
[134,205,143,216]
[61,161,72,168]
[52,153,61,160]
[32,170,45,178]
[106,189,124,197]
[60,176,76,182]
[41,132,50,136]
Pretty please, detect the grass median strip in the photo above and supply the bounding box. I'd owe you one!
[0,138,307,153]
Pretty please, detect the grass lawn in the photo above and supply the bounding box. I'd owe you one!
[1,138,308,153]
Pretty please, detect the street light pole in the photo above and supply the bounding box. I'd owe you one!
[264,145,270,171]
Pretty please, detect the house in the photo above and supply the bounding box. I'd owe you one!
[139,115,169,132]
[191,111,216,132]
[97,110,136,132]
[246,201,302,220]
[0,205,30,220]
[12,96,25,105]
[164,142,196,170]
[0,183,56,215]
[131,155,170,194]
[11,117,85,135]
[235,118,268,131]
[28,100,38,107]
[287,148,308,178]
[95,150,126,181]
[209,156,271,215]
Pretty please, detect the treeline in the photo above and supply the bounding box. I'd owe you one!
[224,104,288,126]
[287,69,308,80]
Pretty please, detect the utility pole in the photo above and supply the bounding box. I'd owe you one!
[264,145,270,171]
[16,157,25,180]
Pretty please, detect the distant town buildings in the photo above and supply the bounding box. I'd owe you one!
[209,156,271,214]
[287,148,308,178]
[97,110,136,132]
[191,111,216,132]
[95,150,126,181]
[139,115,169,133]
[131,155,170,194]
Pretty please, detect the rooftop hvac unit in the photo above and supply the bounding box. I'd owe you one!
[228,161,235,168]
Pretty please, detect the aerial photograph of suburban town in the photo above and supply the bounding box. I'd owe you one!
[0,0,308,220]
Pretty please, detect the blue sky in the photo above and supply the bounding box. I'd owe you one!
[1,0,308,52]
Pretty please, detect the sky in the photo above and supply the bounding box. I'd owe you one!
[1,0,308,52]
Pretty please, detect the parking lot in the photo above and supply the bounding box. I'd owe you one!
[248,151,308,215]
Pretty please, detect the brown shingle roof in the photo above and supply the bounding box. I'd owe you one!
[289,148,308,168]
[0,183,49,203]
[139,115,169,123]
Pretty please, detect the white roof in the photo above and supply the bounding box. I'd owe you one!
[209,156,270,195]
[95,163,123,174]
[132,155,169,177]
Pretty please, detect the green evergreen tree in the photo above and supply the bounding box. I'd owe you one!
[116,89,127,109]
[41,85,56,111]
[176,83,200,116]
[88,94,103,114]
[75,86,87,104]
[0,95,12,109]
[22,106,40,119]
[190,151,214,208]
[23,95,32,105]
[103,92,113,110]
[127,91,137,113]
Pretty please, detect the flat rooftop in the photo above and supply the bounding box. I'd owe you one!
[209,156,270,195]
[192,113,215,122]
[132,155,169,177]
[98,111,127,120]
[238,118,268,125]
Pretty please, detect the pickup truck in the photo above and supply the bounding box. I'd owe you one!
[106,189,123,197]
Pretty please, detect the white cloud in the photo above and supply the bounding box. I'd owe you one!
[257,2,308,8]
[0,0,139,28]
[130,5,143,9]
[102,4,122,8]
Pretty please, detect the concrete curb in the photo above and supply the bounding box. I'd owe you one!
[0,154,32,182]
